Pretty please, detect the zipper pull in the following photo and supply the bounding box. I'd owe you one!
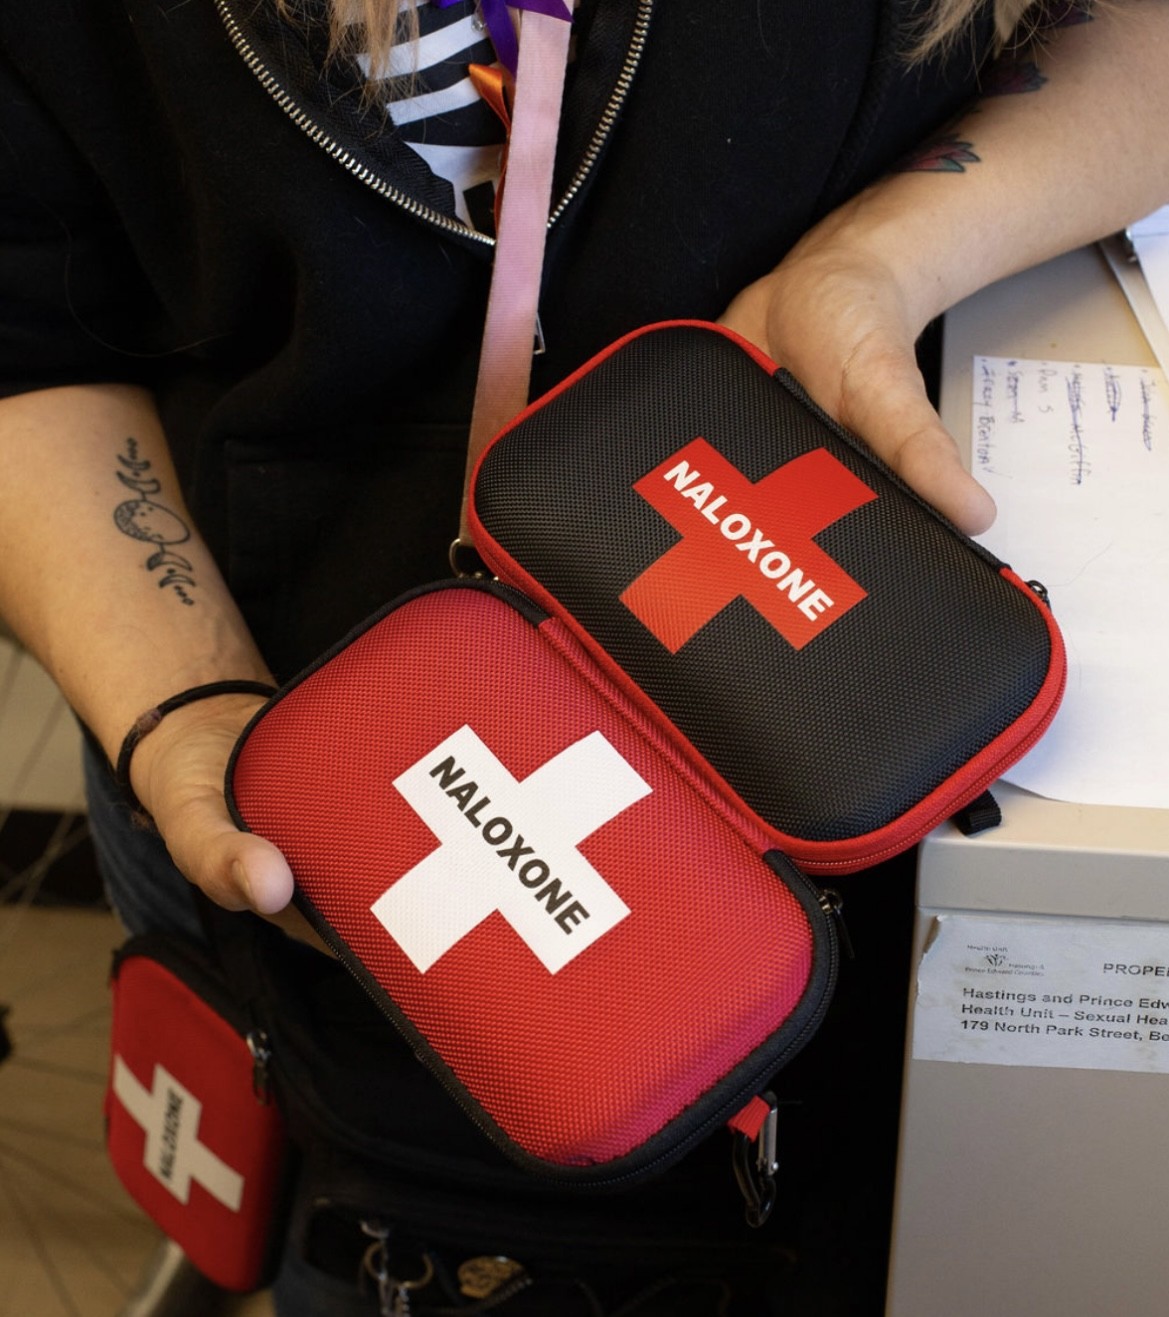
[728,1092,779,1228]
[818,887,855,961]
[246,1028,273,1105]
[951,789,1002,837]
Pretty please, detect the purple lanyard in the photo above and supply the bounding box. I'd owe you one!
[432,0,571,76]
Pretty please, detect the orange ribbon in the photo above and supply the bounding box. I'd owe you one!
[469,62,514,232]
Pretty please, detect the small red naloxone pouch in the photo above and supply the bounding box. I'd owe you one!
[468,321,1066,874]
[106,935,287,1291]
[228,580,835,1198]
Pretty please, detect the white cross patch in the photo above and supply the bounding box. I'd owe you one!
[372,726,651,973]
[112,1056,244,1211]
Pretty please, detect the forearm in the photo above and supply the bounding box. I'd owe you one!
[0,382,299,915]
[721,3,1169,534]
[0,383,271,768]
[817,1,1169,333]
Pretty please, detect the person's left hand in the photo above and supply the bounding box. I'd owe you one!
[720,219,996,537]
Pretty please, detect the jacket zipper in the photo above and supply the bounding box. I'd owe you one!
[214,0,654,246]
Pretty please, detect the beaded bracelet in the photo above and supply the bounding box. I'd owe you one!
[114,679,278,816]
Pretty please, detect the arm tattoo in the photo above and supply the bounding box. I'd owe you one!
[1044,1,1094,29]
[982,59,1048,97]
[113,437,198,606]
[896,134,980,174]
[895,41,1054,175]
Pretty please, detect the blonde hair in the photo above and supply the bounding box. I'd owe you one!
[281,0,1060,89]
[276,0,416,83]
[910,0,1055,59]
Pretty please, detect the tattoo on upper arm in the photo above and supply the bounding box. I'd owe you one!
[896,134,980,174]
[982,59,1048,97]
[894,42,1053,175]
[113,438,198,606]
[1044,1,1094,29]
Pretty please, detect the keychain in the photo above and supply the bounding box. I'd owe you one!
[360,1220,435,1317]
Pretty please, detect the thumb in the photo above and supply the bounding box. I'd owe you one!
[165,798,332,951]
[162,790,296,915]
[835,341,997,536]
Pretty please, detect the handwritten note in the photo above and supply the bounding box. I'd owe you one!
[972,356,1169,809]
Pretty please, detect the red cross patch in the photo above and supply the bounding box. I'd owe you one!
[620,438,877,652]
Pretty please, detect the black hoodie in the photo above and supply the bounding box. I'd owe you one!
[0,0,995,674]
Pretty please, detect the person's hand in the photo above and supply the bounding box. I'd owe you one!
[127,690,328,949]
[720,218,997,537]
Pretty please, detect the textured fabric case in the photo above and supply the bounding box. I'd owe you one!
[469,321,1067,873]
[105,936,287,1292]
[227,580,836,1182]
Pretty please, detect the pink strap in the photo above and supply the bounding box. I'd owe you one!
[458,8,573,543]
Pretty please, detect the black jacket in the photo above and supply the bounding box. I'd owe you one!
[0,0,995,675]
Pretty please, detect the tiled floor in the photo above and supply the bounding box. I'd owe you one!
[0,638,274,1315]
[2,902,163,1316]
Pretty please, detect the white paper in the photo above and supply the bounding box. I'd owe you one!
[1100,208,1169,381]
[972,355,1169,809]
[1129,206,1169,241]
[913,914,1169,1073]
[1129,205,1169,361]
[1101,234,1169,384]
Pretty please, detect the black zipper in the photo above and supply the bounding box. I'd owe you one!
[288,850,839,1195]
[112,933,278,1108]
[229,580,841,1192]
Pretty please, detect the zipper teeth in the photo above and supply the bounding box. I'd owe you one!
[215,0,655,242]
[584,873,841,1191]
[549,1,654,225]
[214,0,489,244]
[292,870,837,1193]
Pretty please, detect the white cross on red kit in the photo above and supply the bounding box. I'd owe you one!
[111,1056,245,1210]
[372,725,651,973]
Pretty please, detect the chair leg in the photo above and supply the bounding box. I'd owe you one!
[119,1237,232,1317]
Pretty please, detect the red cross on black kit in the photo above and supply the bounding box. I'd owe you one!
[467,321,1067,873]
[226,320,1066,1213]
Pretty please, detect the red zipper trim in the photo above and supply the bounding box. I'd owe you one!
[469,325,1069,874]
[784,567,1068,873]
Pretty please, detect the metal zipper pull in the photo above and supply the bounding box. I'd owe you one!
[246,1028,273,1104]
[818,887,855,961]
[729,1091,779,1228]
[359,1221,395,1316]
[383,1256,435,1317]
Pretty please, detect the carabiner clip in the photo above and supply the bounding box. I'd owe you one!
[448,537,491,580]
